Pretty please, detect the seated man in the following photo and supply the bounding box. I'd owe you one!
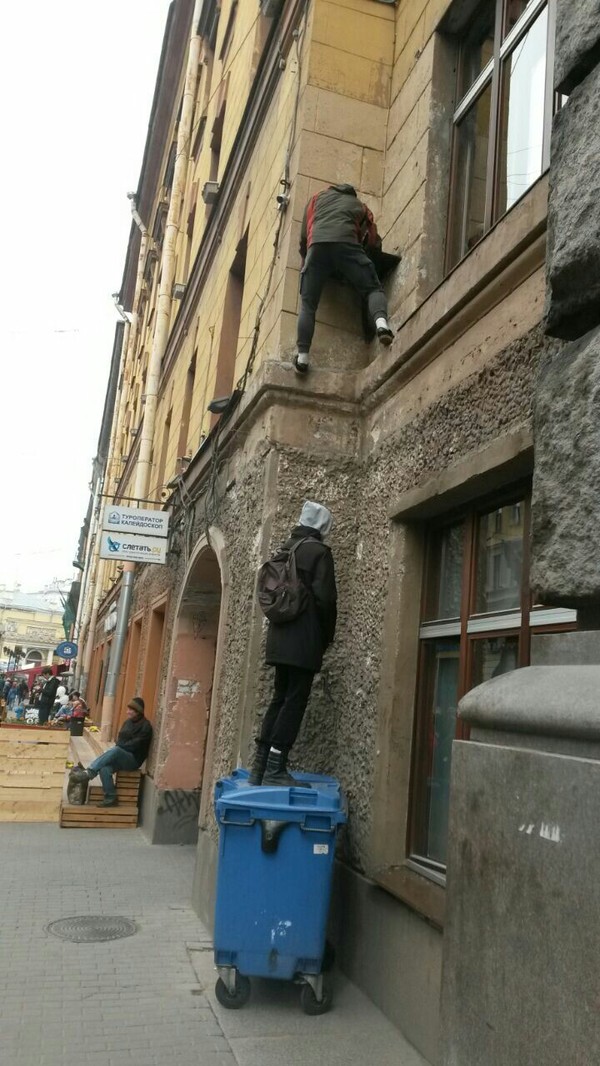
[73,696,152,807]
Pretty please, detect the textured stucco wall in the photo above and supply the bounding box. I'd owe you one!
[213,325,554,872]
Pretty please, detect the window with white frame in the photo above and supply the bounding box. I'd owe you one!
[446,0,559,270]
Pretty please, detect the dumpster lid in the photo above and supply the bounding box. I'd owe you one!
[214,768,347,824]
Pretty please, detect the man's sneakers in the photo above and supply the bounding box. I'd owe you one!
[98,795,118,807]
[375,317,394,347]
[293,352,310,375]
[293,321,393,373]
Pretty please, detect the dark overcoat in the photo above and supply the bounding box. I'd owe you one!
[265,525,337,674]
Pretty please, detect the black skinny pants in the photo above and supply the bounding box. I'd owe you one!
[259,664,315,750]
[38,700,53,726]
[297,242,388,353]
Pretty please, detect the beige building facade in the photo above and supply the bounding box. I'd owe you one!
[0,591,65,669]
[78,1,578,1059]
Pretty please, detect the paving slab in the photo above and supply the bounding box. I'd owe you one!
[0,824,426,1066]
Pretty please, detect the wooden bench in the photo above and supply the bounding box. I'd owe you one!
[60,728,142,830]
[60,771,141,828]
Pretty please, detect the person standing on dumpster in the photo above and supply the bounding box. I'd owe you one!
[294,183,394,375]
[249,501,337,787]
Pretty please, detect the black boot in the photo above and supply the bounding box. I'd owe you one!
[248,741,270,786]
[262,749,296,787]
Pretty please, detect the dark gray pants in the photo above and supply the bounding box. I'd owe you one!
[37,700,53,726]
[259,665,314,750]
[297,242,388,353]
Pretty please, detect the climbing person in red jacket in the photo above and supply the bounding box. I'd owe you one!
[294,183,393,374]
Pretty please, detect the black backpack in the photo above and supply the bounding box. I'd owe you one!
[257,538,310,624]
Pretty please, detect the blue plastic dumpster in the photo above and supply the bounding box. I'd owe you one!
[213,768,347,1014]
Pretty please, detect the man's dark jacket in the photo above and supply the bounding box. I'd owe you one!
[116,716,153,767]
[300,183,381,258]
[265,525,337,674]
[39,675,60,709]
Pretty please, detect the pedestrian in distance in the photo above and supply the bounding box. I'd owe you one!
[250,501,337,787]
[294,183,394,375]
[50,684,69,720]
[37,668,61,726]
[72,696,152,807]
[7,681,19,713]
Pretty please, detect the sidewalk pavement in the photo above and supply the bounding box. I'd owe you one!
[0,824,428,1066]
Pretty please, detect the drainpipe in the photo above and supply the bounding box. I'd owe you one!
[72,472,102,690]
[99,1,203,741]
[108,202,148,502]
[79,204,145,701]
[78,298,131,697]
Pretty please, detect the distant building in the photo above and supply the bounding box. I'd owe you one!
[0,589,65,669]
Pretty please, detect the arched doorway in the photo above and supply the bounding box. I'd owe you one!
[147,538,225,844]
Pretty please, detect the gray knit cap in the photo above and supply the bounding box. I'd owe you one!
[299,500,333,536]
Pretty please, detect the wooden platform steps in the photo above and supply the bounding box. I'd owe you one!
[60,771,141,829]
[0,726,69,822]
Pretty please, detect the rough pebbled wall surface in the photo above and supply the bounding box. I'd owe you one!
[544,63,600,340]
[328,326,554,869]
[129,324,552,870]
[234,326,549,871]
[536,0,600,606]
[531,326,600,607]
[554,0,600,94]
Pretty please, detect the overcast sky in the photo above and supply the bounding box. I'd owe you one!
[0,0,171,591]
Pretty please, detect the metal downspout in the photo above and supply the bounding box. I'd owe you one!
[100,567,135,738]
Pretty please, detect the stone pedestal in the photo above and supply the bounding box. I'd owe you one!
[441,667,600,1066]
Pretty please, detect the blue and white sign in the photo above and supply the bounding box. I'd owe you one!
[55,641,78,659]
[102,504,169,538]
[99,530,167,565]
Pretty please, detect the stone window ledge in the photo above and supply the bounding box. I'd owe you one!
[374,863,445,929]
[358,174,549,408]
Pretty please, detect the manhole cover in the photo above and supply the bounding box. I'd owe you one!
[47,916,138,943]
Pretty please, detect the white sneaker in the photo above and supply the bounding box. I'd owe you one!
[293,354,310,375]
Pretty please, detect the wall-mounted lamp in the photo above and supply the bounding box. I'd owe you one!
[207,395,232,415]
[202,181,220,205]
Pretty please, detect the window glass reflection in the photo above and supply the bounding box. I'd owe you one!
[437,524,464,619]
[423,639,460,865]
[503,0,537,39]
[459,0,496,96]
[449,82,492,266]
[497,9,548,214]
[472,634,519,685]
[475,502,524,614]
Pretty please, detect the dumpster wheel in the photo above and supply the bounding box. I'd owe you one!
[215,973,251,1009]
[301,975,333,1016]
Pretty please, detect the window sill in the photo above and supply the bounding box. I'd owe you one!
[359,173,549,407]
[374,862,445,930]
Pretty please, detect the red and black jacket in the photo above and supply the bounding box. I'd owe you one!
[299,183,381,259]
